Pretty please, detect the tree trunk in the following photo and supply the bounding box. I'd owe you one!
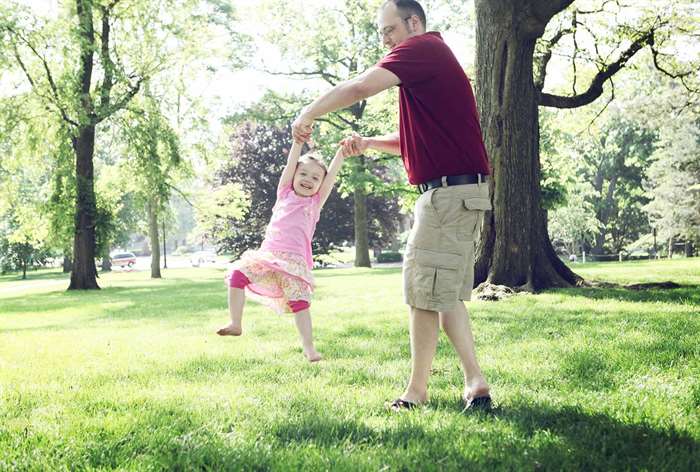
[162,219,167,269]
[474,1,583,291]
[68,126,100,290]
[668,236,673,259]
[685,241,693,258]
[22,258,27,280]
[353,184,371,268]
[148,198,162,278]
[62,254,72,273]
[101,255,112,272]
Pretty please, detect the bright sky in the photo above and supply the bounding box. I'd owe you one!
[6,0,476,119]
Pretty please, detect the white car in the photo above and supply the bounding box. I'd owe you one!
[190,251,217,267]
[110,252,136,269]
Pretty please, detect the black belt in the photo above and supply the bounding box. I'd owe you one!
[417,174,488,194]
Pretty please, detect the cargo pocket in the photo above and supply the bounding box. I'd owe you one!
[415,248,462,302]
[457,197,492,241]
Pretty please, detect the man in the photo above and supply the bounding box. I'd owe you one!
[292,0,492,411]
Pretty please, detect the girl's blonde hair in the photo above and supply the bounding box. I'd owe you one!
[298,152,328,175]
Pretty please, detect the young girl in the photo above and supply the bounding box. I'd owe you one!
[217,140,348,362]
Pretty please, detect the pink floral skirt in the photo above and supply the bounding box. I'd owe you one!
[225,249,314,314]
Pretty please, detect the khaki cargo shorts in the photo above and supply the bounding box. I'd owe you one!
[403,181,491,312]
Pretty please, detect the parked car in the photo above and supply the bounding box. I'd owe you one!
[111,252,136,268]
[190,251,217,267]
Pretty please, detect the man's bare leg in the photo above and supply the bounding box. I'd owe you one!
[439,301,490,401]
[400,306,440,404]
[217,286,245,336]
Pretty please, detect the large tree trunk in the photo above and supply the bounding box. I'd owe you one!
[162,219,167,269]
[354,185,371,268]
[474,1,583,291]
[62,254,72,273]
[101,254,112,272]
[68,126,100,290]
[148,198,162,278]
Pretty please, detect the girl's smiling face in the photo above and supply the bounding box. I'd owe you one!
[293,160,325,196]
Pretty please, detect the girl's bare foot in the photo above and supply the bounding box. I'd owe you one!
[216,324,242,336]
[304,348,322,362]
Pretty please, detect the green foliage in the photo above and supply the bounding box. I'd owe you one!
[644,118,700,245]
[548,181,601,256]
[376,250,402,263]
[541,105,658,255]
[192,182,249,248]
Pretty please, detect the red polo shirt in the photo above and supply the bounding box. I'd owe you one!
[376,32,490,185]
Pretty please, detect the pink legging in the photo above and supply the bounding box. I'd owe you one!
[228,270,310,313]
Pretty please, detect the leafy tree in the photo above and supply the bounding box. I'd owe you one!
[0,206,52,279]
[575,114,658,253]
[118,92,184,278]
[473,0,699,290]
[645,118,700,255]
[0,0,249,288]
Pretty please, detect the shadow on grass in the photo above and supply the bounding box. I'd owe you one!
[552,284,700,305]
[268,400,699,470]
[495,402,699,470]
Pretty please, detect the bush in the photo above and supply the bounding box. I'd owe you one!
[376,251,402,263]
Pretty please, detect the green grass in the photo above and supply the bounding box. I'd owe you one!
[1,259,699,470]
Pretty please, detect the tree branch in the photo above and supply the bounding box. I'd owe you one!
[260,68,341,86]
[535,26,575,90]
[76,0,95,121]
[650,44,698,94]
[540,28,654,108]
[97,4,115,115]
[96,77,144,123]
[528,0,577,36]
[316,117,345,130]
[576,78,615,136]
[331,111,356,128]
[8,30,79,127]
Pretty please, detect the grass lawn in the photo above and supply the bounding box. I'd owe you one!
[1,259,698,470]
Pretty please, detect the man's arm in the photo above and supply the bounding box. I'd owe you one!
[340,131,401,157]
[292,66,400,142]
[366,132,400,155]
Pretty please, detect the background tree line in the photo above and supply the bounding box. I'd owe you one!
[0,0,697,292]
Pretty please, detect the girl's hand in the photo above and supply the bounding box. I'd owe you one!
[339,132,368,157]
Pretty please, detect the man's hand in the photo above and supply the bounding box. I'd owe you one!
[292,111,314,143]
[339,132,369,157]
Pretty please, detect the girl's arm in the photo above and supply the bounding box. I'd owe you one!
[317,147,348,208]
[277,140,303,193]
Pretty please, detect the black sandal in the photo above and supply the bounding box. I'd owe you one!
[463,395,492,412]
[388,398,418,411]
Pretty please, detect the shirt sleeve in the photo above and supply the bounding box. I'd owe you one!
[376,39,435,88]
